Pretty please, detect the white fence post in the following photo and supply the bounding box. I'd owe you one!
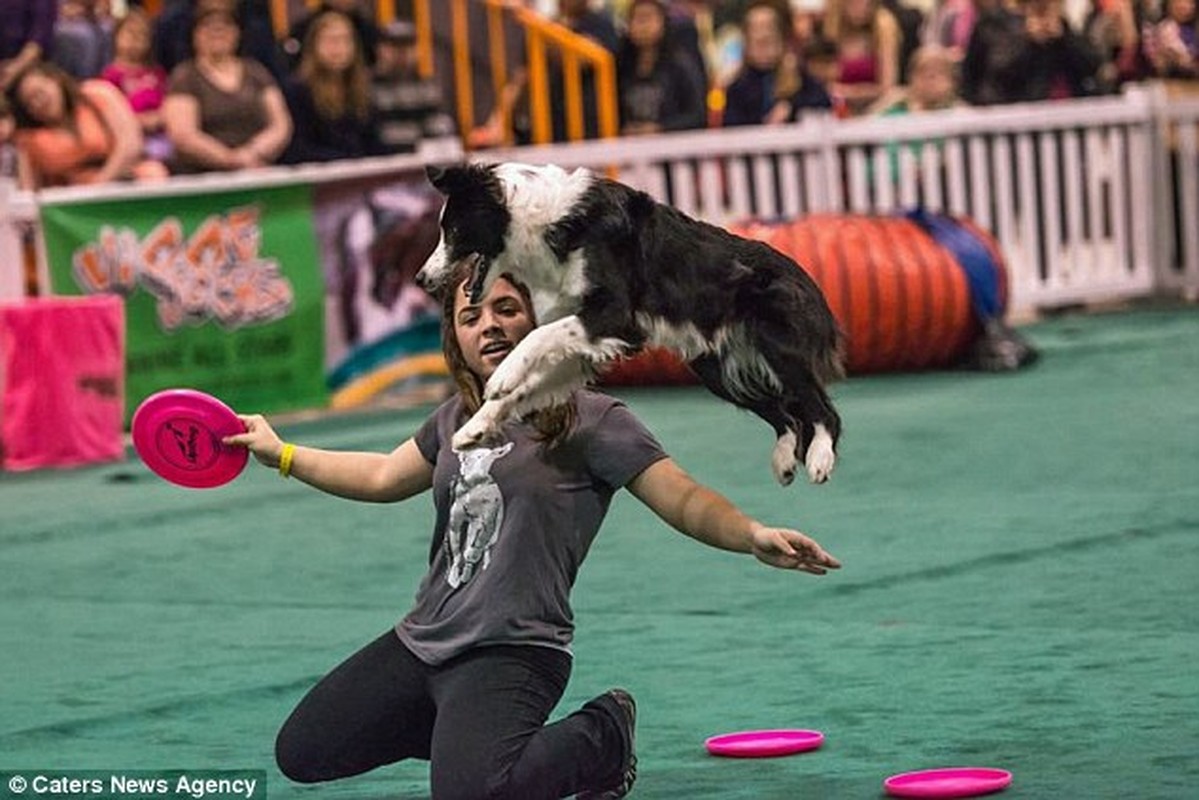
[0,179,25,300]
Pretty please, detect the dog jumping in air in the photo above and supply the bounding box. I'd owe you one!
[415,162,844,486]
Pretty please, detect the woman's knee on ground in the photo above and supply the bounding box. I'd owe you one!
[274,717,343,783]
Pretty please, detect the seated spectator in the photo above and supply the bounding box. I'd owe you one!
[868,46,963,187]
[722,0,831,127]
[371,20,456,154]
[281,0,379,72]
[1083,0,1143,91]
[54,0,114,80]
[872,44,963,113]
[282,10,385,163]
[162,3,292,173]
[616,0,708,134]
[961,0,1102,105]
[803,33,847,114]
[5,61,167,189]
[0,0,57,90]
[102,9,172,162]
[154,0,285,81]
[824,0,902,115]
[1144,0,1199,78]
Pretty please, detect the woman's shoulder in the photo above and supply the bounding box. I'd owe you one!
[166,60,202,91]
[242,58,280,90]
[80,78,121,100]
[79,78,130,114]
[424,392,465,427]
[573,389,634,422]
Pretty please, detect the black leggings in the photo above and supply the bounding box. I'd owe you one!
[275,630,627,800]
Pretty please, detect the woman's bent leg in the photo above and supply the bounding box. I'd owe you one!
[276,630,435,783]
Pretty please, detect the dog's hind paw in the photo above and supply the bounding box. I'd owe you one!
[771,431,798,486]
[804,425,836,484]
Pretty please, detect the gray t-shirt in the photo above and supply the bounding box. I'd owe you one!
[396,390,668,665]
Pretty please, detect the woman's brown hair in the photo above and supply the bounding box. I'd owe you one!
[5,62,86,131]
[439,265,576,448]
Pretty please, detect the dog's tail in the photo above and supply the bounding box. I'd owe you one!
[762,253,847,385]
[815,329,847,384]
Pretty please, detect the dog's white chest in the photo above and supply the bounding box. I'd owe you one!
[501,237,588,323]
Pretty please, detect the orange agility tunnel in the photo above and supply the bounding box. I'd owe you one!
[603,213,999,385]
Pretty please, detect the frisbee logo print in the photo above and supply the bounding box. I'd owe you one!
[444,443,514,589]
[166,422,200,464]
[69,207,295,332]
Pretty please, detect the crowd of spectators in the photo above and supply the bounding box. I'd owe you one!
[468,0,1196,145]
[0,0,454,189]
[0,0,1196,190]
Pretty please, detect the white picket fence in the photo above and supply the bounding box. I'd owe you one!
[2,83,1197,315]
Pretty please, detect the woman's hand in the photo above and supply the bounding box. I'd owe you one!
[223,413,285,468]
[750,524,841,575]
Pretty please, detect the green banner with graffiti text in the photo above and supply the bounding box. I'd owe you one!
[42,185,328,421]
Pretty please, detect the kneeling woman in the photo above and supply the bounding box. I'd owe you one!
[226,266,841,799]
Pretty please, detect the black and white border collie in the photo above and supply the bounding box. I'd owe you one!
[415,162,844,486]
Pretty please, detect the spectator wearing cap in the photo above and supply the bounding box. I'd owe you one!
[371,20,455,154]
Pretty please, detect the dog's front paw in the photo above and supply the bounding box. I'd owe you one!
[771,431,799,486]
[483,357,524,401]
[453,413,503,450]
[804,425,836,484]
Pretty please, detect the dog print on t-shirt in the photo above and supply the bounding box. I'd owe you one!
[444,442,514,588]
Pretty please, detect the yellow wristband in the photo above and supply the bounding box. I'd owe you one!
[278,443,296,478]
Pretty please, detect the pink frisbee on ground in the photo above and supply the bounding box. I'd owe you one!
[705,729,825,758]
[132,389,248,489]
[884,767,1013,798]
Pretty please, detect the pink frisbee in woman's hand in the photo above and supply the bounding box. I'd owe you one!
[705,729,825,758]
[884,767,1013,798]
[132,389,248,489]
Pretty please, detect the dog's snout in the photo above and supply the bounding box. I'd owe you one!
[414,268,431,291]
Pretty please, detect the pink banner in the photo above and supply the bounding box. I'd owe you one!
[1,295,125,471]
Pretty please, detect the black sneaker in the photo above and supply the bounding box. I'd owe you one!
[577,688,637,799]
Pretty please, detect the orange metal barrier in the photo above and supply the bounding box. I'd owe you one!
[447,0,617,147]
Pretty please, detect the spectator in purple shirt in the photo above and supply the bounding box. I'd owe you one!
[0,0,57,90]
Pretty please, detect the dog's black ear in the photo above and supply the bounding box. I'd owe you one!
[427,163,506,206]
[426,163,460,192]
[426,163,480,194]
